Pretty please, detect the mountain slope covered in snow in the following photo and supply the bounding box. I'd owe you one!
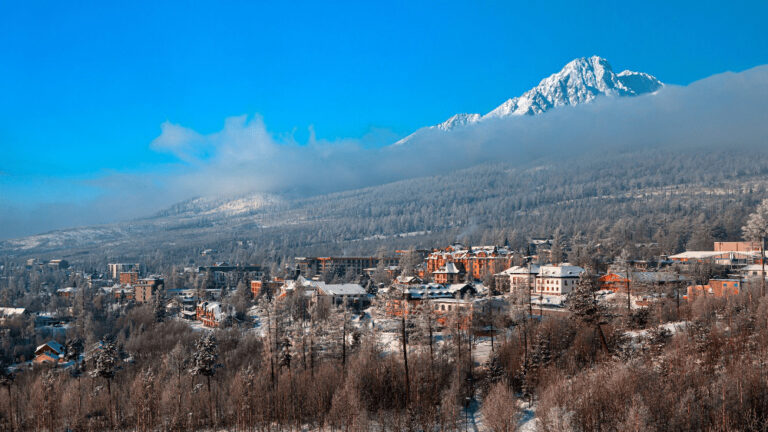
[399,56,662,143]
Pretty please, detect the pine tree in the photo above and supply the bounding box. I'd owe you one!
[153,292,165,323]
[65,338,84,420]
[279,337,292,370]
[568,269,609,353]
[190,332,218,425]
[90,339,118,426]
[91,339,118,391]
[64,338,83,363]
[530,332,552,370]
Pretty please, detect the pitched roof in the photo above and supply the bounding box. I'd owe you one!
[434,262,462,274]
[319,284,367,296]
[539,264,584,277]
[496,265,540,276]
[35,340,64,355]
[0,307,25,316]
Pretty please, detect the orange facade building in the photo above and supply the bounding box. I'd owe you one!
[426,246,515,281]
[119,271,139,285]
[686,279,741,300]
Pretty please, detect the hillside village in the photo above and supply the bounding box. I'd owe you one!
[1,213,768,430]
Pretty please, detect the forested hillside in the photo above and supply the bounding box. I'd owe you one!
[2,147,767,268]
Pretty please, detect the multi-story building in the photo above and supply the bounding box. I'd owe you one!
[598,271,688,293]
[534,264,584,295]
[196,301,229,327]
[426,245,515,281]
[295,256,399,277]
[495,264,540,294]
[433,262,466,284]
[108,263,140,280]
[135,277,163,303]
[119,271,139,285]
[714,241,761,253]
[250,278,284,298]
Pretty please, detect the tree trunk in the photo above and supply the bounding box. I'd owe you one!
[107,378,113,429]
[207,375,214,427]
[625,262,632,313]
[342,310,347,372]
[401,301,410,408]
[596,323,609,354]
[6,385,11,432]
[761,237,766,297]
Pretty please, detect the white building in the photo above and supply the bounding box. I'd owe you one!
[740,264,767,279]
[496,265,540,293]
[316,283,369,308]
[534,264,584,295]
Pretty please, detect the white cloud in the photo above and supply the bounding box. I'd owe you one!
[3,65,768,239]
[148,65,768,202]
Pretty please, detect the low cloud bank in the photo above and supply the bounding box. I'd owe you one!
[3,65,768,239]
[149,65,768,198]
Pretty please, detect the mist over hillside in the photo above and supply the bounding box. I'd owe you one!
[3,146,767,268]
[2,61,768,263]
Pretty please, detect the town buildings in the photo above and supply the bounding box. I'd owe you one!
[598,271,688,293]
[295,256,399,277]
[495,264,540,294]
[433,262,465,284]
[686,279,741,299]
[315,283,369,309]
[196,301,231,327]
[108,263,140,280]
[533,264,585,295]
[134,277,163,303]
[34,340,65,364]
[426,245,515,280]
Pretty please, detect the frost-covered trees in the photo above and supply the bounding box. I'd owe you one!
[190,332,218,424]
[743,198,768,296]
[481,380,518,432]
[90,339,119,426]
[0,357,14,430]
[91,339,118,393]
[131,368,156,432]
[568,269,609,353]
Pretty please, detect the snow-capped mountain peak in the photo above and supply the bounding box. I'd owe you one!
[484,56,661,118]
[434,113,481,131]
[395,56,662,144]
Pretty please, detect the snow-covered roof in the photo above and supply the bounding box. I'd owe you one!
[539,264,584,278]
[446,283,475,294]
[36,340,64,355]
[669,251,726,259]
[407,284,454,299]
[670,251,758,260]
[0,307,25,316]
[319,284,367,296]
[434,262,462,274]
[198,301,227,320]
[496,265,540,276]
[608,271,688,283]
[395,275,421,284]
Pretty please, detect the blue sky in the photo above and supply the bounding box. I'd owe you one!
[1,1,767,237]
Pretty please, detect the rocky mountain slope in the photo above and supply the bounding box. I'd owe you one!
[398,56,661,143]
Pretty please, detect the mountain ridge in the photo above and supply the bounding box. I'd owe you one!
[397,56,662,143]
